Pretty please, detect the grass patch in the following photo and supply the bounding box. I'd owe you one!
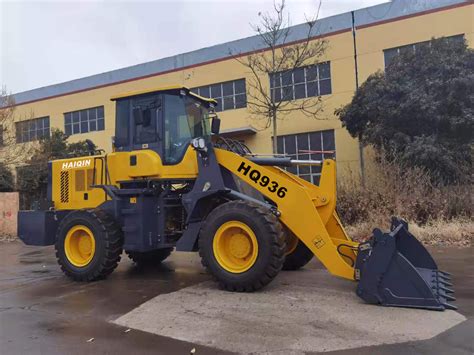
[338,156,473,246]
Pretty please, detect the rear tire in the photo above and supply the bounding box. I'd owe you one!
[55,209,123,282]
[126,248,173,266]
[199,201,285,292]
[282,230,314,270]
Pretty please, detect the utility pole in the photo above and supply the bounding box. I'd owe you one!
[351,10,366,187]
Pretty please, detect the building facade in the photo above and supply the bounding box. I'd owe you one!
[6,0,474,182]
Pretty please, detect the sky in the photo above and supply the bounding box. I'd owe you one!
[0,0,388,94]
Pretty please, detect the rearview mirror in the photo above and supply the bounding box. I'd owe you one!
[132,107,143,125]
[211,117,221,135]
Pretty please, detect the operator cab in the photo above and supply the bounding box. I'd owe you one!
[111,86,218,164]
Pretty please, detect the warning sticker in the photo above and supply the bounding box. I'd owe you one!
[312,237,325,249]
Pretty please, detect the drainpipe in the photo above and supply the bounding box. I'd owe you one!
[351,10,366,187]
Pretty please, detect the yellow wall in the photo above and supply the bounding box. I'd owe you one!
[8,3,474,177]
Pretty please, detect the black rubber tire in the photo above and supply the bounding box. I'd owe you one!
[199,200,285,292]
[55,209,123,282]
[283,240,314,271]
[126,248,173,266]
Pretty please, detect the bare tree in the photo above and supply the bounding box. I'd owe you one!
[232,0,327,153]
[0,87,33,166]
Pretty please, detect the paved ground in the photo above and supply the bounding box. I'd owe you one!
[114,273,464,353]
[0,241,473,354]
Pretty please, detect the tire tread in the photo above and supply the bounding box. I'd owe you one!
[55,209,123,282]
[199,200,285,292]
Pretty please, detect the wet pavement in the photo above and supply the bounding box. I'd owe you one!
[0,241,473,354]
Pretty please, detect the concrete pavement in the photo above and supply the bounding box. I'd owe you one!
[114,261,465,353]
[0,241,473,354]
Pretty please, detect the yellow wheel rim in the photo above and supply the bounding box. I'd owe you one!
[64,225,96,267]
[213,221,258,273]
[285,232,299,256]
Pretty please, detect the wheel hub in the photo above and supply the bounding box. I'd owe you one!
[213,221,259,273]
[64,225,96,267]
[229,233,252,259]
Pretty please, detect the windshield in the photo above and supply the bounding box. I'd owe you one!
[164,94,211,164]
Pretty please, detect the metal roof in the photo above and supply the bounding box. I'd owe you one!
[11,0,468,106]
[109,85,218,104]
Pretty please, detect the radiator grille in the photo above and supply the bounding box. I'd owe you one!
[60,171,70,203]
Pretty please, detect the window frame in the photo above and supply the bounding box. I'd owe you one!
[64,106,105,136]
[15,116,50,143]
[383,34,465,68]
[276,129,336,185]
[270,62,332,103]
[192,78,247,112]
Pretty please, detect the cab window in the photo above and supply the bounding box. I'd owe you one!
[132,95,160,145]
[164,94,209,164]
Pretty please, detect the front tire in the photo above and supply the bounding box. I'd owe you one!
[55,209,123,281]
[199,201,285,292]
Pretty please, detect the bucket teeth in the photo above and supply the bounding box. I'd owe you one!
[437,288,456,301]
[439,274,451,282]
[440,286,455,294]
[445,294,456,302]
[436,271,451,281]
[430,274,456,308]
[440,280,453,287]
[441,302,458,311]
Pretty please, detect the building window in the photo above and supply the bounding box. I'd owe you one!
[270,62,331,102]
[64,106,105,136]
[192,79,246,112]
[277,129,335,185]
[15,117,50,143]
[384,34,464,68]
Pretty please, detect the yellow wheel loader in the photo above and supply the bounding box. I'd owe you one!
[18,86,456,311]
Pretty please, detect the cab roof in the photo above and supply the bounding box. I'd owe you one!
[110,85,217,105]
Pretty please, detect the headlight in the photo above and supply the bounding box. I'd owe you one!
[191,138,207,150]
[198,138,206,149]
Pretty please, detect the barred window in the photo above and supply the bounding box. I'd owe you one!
[270,62,331,103]
[192,79,246,112]
[64,106,105,136]
[277,129,335,185]
[15,117,50,143]
[384,34,464,68]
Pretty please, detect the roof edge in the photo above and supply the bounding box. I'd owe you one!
[10,0,469,107]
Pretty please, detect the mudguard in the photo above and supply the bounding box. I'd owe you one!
[355,217,456,311]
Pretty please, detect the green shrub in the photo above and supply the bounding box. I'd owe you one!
[337,37,474,185]
[0,163,14,192]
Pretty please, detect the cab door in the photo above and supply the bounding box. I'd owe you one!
[131,94,162,152]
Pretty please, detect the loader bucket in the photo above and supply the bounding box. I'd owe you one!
[355,217,456,311]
